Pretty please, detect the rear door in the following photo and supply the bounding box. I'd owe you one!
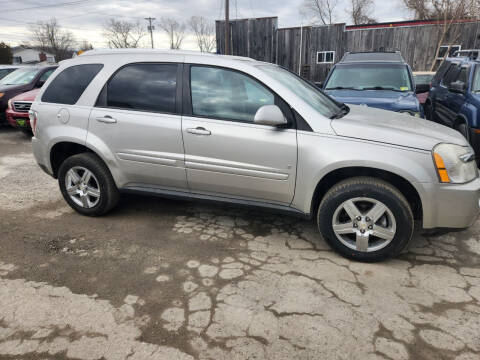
[88,63,187,190]
[181,65,297,205]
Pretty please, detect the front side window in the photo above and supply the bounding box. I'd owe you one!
[258,64,340,119]
[0,68,14,80]
[441,64,461,87]
[457,66,469,84]
[42,64,103,105]
[191,66,274,122]
[106,63,177,113]
[38,69,55,83]
[0,68,41,85]
[325,64,413,91]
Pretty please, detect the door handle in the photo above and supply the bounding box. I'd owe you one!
[186,127,211,135]
[96,115,117,124]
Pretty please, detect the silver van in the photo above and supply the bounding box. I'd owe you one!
[30,49,480,261]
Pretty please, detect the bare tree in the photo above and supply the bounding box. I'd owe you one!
[79,40,93,52]
[402,0,480,70]
[188,16,216,52]
[300,0,338,25]
[159,17,186,49]
[103,19,145,48]
[29,18,75,61]
[350,0,376,24]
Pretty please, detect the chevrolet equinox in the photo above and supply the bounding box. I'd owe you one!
[30,49,480,261]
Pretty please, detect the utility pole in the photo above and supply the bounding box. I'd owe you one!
[145,17,155,49]
[225,0,230,55]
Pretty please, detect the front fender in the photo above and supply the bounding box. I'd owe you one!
[292,132,436,215]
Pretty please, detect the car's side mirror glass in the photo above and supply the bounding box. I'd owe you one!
[448,81,466,94]
[254,105,287,127]
[415,83,431,94]
[36,80,45,88]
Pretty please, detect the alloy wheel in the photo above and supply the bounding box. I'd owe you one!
[331,197,396,252]
[65,166,101,209]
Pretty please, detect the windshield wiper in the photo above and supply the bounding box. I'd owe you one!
[362,86,405,92]
[330,104,350,119]
[325,86,362,90]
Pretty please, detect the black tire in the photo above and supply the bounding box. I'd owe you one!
[20,128,33,137]
[317,177,414,262]
[58,152,119,216]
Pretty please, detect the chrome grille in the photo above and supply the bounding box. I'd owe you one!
[13,102,32,113]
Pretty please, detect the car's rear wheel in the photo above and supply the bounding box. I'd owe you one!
[58,153,119,216]
[317,177,413,262]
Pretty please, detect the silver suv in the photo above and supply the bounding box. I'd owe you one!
[30,49,480,261]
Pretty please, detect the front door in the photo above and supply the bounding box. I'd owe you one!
[88,63,187,190]
[181,65,297,205]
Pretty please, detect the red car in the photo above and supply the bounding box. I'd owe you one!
[6,88,39,133]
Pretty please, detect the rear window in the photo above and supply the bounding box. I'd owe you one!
[42,64,103,105]
[104,63,178,113]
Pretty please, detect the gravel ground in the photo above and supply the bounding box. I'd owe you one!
[0,128,479,360]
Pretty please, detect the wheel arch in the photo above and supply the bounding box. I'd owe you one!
[310,166,423,221]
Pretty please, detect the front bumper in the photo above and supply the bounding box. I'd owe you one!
[6,109,30,129]
[421,177,480,229]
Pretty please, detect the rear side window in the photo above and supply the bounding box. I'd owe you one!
[42,64,103,105]
[105,63,177,113]
[457,66,469,84]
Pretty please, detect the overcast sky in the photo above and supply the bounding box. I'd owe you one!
[0,0,411,50]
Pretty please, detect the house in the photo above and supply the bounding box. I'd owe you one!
[11,46,55,65]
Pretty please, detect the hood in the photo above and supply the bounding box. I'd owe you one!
[0,84,27,93]
[325,89,419,112]
[331,104,468,151]
[11,88,39,102]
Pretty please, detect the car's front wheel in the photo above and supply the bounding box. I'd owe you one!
[58,153,119,216]
[317,177,413,262]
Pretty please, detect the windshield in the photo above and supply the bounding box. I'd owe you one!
[257,64,341,119]
[473,67,480,93]
[0,68,40,85]
[325,64,413,91]
[414,74,434,85]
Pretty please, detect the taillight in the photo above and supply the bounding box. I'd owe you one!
[29,110,38,135]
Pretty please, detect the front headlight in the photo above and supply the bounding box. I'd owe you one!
[399,110,421,117]
[433,143,478,183]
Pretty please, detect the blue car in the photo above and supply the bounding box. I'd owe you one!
[426,55,480,157]
[322,52,425,118]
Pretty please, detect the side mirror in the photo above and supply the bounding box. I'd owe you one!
[254,105,287,127]
[448,81,466,94]
[415,83,431,94]
[314,82,324,89]
[36,80,45,88]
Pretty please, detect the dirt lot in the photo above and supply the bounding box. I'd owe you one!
[0,128,479,360]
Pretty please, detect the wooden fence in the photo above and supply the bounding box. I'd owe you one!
[216,18,480,81]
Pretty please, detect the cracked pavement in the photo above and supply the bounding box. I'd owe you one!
[0,129,479,359]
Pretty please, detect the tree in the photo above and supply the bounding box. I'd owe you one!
[188,16,216,52]
[0,42,12,64]
[159,17,186,49]
[79,40,93,52]
[402,0,480,70]
[299,0,338,25]
[103,19,145,48]
[350,0,376,24]
[29,18,75,61]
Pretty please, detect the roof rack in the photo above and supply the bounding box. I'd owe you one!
[339,51,405,64]
[452,49,479,60]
